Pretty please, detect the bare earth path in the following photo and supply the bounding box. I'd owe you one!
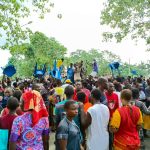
[49,131,150,150]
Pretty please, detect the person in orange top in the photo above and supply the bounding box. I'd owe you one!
[110,89,143,150]
[76,91,92,112]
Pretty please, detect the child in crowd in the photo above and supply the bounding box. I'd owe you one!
[2,88,13,108]
[0,97,19,132]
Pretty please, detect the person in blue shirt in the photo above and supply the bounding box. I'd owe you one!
[2,88,13,108]
[55,85,82,150]
[56,100,82,150]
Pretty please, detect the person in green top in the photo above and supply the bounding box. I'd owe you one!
[55,85,80,128]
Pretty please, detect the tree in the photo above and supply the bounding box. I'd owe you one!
[101,0,150,49]
[0,0,54,49]
[9,31,67,77]
[68,49,121,76]
[68,49,150,77]
[119,61,149,77]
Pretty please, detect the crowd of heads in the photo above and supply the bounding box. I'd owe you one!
[0,73,150,149]
[0,75,149,111]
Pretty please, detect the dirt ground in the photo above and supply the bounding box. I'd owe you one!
[49,131,150,150]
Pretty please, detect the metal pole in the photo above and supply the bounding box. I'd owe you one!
[128,58,131,75]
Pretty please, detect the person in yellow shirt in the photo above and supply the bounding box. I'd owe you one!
[57,58,64,69]
[110,89,143,150]
[54,79,65,102]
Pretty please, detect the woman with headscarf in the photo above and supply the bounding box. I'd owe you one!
[9,90,50,150]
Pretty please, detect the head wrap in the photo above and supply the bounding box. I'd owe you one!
[22,90,48,126]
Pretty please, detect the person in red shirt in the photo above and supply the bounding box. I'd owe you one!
[105,82,119,118]
[105,82,120,150]
[73,80,89,103]
[73,80,82,100]
[81,80,91,102]
[0,97,19,131]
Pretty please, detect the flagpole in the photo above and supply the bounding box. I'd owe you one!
[128,58,131,75]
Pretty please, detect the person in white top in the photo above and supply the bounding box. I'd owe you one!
[114,81,123,107]
[79,88,110,150]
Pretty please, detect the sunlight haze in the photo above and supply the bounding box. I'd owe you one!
[0,0,150,70]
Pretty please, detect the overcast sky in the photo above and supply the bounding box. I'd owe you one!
[0,0,150,72]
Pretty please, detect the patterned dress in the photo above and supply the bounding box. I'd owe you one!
[10,112,49,150]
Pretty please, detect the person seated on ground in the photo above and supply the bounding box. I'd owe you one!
[0,97,19,134]
[1,90,23,116]
[77,91,92,113]
[56,100,82,150]
[110,89,143,150]
[9,90,49,150]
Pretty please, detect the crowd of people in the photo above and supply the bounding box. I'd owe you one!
[0,74,150,150]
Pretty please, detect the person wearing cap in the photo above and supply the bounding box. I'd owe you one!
[61,79,72,90]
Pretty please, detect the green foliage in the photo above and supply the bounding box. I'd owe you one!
[8,55,34,77]
[101,0,150,49]
[0,0,54,49]
[8,31,67,77]
[67,49,121,76]
[7,45,150,77]
[67,49,149,77]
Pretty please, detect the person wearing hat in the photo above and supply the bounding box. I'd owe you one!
[61,79,72,90]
